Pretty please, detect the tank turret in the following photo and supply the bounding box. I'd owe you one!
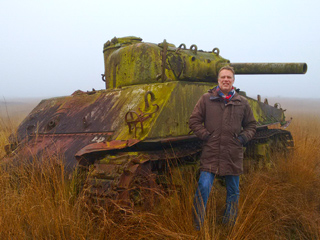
[102,36,306,89]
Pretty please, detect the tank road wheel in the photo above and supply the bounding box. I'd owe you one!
[244,129,294,171]
[117,161,163,210]
[264,130,294,160]
[129,169,159,209]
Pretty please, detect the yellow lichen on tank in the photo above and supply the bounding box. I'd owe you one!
[113,82,178,141]
[256,142,269,157]
[147,82,214,138]
[98,152,140,165]
[246,97,286,126]
[183,52,216,80]
[105,43,162,88]
[108,88,147,133]
[247,99,264,123]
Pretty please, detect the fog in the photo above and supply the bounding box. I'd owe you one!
[1,0,319,99]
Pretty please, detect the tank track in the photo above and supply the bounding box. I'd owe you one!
[245,128,294,160]
[252,128,293,149]
[82,141,202,207]
[82,128,293,206]
[253,128,293,143]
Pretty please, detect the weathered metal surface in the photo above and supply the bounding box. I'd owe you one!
[247,128,294,158]
[8,81,289,170]
[248,99,287,127]
[84,141,202,204]
[230,63,307,75]
[11,132,114,170]
[75,139,140,158]
[125,91,160,138]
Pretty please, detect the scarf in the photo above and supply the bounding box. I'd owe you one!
[216,86,235,103]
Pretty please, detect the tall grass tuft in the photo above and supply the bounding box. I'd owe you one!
[0,102,320,239]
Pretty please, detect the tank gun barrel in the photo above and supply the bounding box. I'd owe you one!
[229,63,307,75]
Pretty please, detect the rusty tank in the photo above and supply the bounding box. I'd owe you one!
[5,36,307,204]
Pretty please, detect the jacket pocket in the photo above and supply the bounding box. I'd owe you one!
[232,133,243,147]
[202,132,216,149]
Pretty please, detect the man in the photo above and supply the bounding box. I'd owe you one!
[189,66,256,229]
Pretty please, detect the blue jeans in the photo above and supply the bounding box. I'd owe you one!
[193,171,240,229]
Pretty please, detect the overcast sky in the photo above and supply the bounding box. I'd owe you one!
[1,0,319,100]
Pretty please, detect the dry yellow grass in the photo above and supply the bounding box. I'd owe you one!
[0,98,319,239]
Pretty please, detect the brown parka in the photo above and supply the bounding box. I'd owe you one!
[189,87,256,176]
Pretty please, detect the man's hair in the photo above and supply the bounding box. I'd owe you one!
[218,66,235,78]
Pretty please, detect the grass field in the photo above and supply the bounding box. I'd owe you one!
[0,98,319,239]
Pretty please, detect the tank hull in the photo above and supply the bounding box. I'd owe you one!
[7,81,288,170]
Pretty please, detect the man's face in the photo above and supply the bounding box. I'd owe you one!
[218,69,235,94]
